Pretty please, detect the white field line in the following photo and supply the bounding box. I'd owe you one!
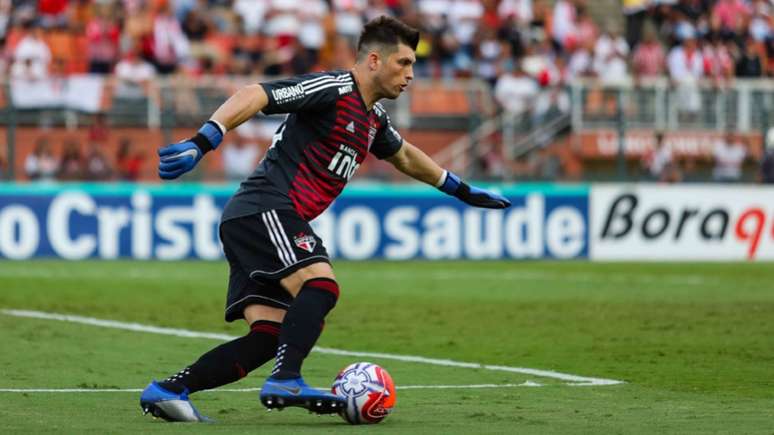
[0,382,544,394]
[1,309,624,387]
[0,268,709,286]
[0,388,144,393]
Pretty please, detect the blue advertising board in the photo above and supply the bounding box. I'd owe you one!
[0,183,589,260]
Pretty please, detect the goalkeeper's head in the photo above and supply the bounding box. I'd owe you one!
[355,16,419,100]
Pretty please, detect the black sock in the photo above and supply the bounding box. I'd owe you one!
[271,278,339,379]
[159,320,281,394]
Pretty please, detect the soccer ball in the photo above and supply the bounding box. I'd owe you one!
[331,362,396,424]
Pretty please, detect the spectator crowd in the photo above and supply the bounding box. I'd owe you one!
[19,123,265,182]
[2,0,774,183]
[641,130,756,183]
[23,134,145,181]
[3,0,774,84]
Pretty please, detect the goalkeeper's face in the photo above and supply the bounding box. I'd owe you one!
[374,43,415,99]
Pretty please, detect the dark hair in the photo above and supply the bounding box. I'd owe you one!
[356,16,419,60]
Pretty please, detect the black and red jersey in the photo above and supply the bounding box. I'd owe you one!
[222,70,404,222]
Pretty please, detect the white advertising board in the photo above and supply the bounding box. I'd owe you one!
[591,185,774,261]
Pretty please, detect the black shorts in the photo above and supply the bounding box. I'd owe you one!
[219,209,330,322]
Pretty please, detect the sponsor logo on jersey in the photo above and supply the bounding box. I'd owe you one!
[272,84,305,103]
[338,85,353,94]
[346,121,355,134]
[327,144,361,180]
[294,233,317,253]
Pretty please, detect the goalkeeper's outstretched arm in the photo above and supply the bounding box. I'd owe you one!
[385,140,445,186]
[157,85,270,180]
[210,85,269,131]
[386,141,511,209]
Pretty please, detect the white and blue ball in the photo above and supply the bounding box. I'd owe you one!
[331,362,396,424]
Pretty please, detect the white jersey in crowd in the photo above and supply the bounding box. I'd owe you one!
[712,140,746,181]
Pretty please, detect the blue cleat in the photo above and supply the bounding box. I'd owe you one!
[139,381,211,422]
[260,376,346,414]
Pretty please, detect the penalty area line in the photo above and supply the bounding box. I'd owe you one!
[0,309,624,387]
[0,382,545,394]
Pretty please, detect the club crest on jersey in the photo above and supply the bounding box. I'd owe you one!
[294,233,316,253]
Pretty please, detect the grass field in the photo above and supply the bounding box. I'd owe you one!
[1,260,773,434]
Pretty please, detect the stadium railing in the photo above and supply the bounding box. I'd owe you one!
[0,76,493,129]
[569,77,774,133]
[0,76,494,181]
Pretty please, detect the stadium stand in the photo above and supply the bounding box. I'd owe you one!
[1,0,773,183]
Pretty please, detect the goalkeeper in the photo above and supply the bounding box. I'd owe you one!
[140,15,510,422]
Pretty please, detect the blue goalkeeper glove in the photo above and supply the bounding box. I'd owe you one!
[438,171,511,209]
[158,121,224,180]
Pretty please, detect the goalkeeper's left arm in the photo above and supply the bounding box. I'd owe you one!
[386,140,511,209]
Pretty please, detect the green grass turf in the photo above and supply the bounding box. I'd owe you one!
[1,260,773,434]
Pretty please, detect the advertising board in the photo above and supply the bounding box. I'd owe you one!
[0,183,589,261]
[590,185,774,261]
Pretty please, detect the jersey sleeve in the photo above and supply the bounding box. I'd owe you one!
[260,72,342,114]
[370,106,404,159]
